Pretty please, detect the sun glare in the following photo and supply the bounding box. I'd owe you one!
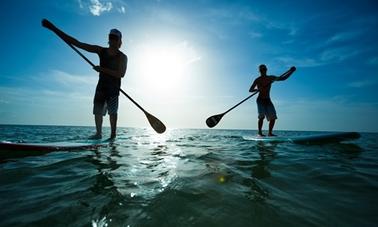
[134,42,200,96]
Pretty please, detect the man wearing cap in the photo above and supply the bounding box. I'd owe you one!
[42,20,127,140]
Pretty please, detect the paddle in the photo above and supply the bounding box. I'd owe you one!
[206,91,258,128]
[42,19,166,134]
[206,67,295,128]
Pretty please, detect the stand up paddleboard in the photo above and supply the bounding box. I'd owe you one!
[0,141,103,151]
[0,141,103,160]
[244,132,360,144]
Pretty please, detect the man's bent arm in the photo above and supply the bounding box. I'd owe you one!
[249,80,258,92]
[94,55,127,78]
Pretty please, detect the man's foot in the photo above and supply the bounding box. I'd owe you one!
[88,134,102,140]
[102,134,116,142]
[258,132,266,137]
[268,133,277,137]
[104,137,116,142]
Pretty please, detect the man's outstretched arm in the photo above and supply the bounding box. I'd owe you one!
[42,19,101,54]
[276,66,296,81]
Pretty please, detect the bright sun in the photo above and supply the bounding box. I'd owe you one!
[134,42,200,96]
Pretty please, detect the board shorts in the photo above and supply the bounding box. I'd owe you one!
[257,97,277,121]
[93,91,119,116]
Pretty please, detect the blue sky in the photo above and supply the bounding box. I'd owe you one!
[0,0,377,132]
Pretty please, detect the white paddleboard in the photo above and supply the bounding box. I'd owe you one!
[244,132,360,144]
[0,141,106,160]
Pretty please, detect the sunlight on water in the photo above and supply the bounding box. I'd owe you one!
[91,216,108,227]
[107,128,180,201]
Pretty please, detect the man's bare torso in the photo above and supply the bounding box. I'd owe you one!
[254,76,276,99]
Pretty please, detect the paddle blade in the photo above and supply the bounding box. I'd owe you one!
[145,112,166,134]
[206,113,224,128]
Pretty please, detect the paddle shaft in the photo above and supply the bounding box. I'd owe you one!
[64,41,147,113]
[223,91,258,115]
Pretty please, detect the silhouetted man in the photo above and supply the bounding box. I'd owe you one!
[249,64,295,136]
[42,20,127,140]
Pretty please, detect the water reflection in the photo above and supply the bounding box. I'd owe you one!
[242,141,278,202]
[86,130,181,225]
[251,141,277,179]
[87,144,126,225]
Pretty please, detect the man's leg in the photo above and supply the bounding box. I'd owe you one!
[95,114,103,137]
[268,119,276,136]
[88,114,103,139]
[110,114,117,139]
[91,91,106,139]
[108,96,119,139]
[257,100,265,136]
[267,101,277,136]
[258,118,265,136]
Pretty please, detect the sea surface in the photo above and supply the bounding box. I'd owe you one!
[0,125,377,227]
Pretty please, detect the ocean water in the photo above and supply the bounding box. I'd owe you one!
[0,125,377,227]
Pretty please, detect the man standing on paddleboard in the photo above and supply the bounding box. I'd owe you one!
[42,20,127,140]
[249,64,295,137]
